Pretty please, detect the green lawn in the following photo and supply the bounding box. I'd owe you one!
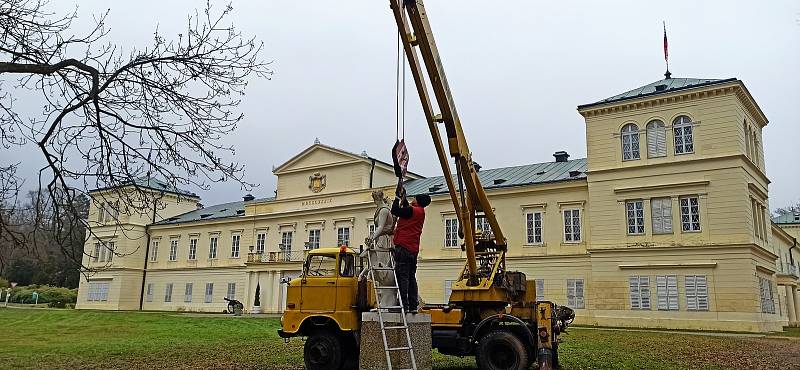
[1,308,798,370]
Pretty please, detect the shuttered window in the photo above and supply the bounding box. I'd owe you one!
[567,279,585,309]
[629,276,651,310]
[757,277,775,314]
[184,283,193,303]
[656,275,679,310]
[204,283,214,303]
[685,275,709,311]
[164,283,173,303]
[536,279,545,301]
[651,197,673,234]
[621,123,640,160]
[646,120,667,158]
[625,200,645,235]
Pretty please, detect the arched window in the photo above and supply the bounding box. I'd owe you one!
[621,123,640,160]
[673,115,694,154]
[646,120,666,158]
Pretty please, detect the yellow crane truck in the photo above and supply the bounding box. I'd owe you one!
[278,1,575,369]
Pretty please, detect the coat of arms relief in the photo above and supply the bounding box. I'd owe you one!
[309,172,326,193]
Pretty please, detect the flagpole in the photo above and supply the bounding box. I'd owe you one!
[663,21,671,79]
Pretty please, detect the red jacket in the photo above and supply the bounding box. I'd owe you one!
[392,201,425,254]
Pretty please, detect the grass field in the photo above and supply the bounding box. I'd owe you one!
[1,308,799,370]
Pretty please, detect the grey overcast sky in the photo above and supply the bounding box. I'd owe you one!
[15,0,800,209]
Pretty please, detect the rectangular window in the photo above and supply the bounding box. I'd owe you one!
[209,236,218,259]
[87,281,110,301]
[651,197,673,234]
[107,242,115,263]
[164,283,173,303]
[674,122,694,154]
[563,209,581,242]
[629,276,651,310]
[146,283,154,302]
[757,277,774,314]
[150,241,159,262]
[188,238,197,260]
[444,218,459,248]
[686,275,710,312]
[97,203,105,223]
[526,212,543,245]
[256,232,266,254]
[625,200,645,235]
[443,280,455,303]
[337,227,351,247]
[656,275,679,310]
[476,217,492,236]
[184,283,193,303]
[679,196,701,232]
[307,229,320,250]
[566,279,584,309]
[231,234,241,258]
[535,279,545,301]
[169,240,178,261]
[204,283,214,303]
[99,243,106,262]
[93,243,101,263]
[227,282,236,300]
[281,231,293,261]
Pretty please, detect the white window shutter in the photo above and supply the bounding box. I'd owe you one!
[535,279,545,301]
[567,279,576,307]
[686,275,697,311]
[662,199,673,233]
[640,277,651,309]
[629,276,640,309]
[576,279,585,308]
[667,275,678,310]
[696,275,708,311]
[651,200,663,234]
[656,276,667,310]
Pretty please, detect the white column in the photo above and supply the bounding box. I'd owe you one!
[271,271,281,313]
[786,285,798,325]
[793,286,800,327]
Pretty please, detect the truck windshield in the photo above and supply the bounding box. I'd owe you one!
[306,255,336,277]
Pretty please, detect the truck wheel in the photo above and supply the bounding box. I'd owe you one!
[476,330,529,370]
[304,331,343,370]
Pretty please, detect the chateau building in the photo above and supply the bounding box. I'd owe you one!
[77,76,799,332]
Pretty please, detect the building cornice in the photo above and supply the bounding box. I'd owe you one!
[587,153,770,185]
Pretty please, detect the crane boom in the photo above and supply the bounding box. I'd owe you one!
[389,0,506,286]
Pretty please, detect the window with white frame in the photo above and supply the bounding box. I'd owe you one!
[209,236,218,259]
[686,275,710,311]
[625,200,645,235]
[188,238,197,260]
[673,115,694,154]
[337,227,351,247]
[563,209,581,243]
[164,283,173,302]
[204,283,214,303]
[227,282,236,300]
[566,279,584,309]
[757,276,774,314]
[651,197,673,234]
[476,217,492,236]
[629,276,651,310]
[679,196,701,232]
[656,275,679,310]
[93,243,101,263]
[87,281,110,301]
[621,123,640,160]
[184,283,193,303]
[150,240,159,262]
[231,234,241,258]
[646,120,667,158]
[526,212,543,245]
[169,240,178,261]
[281,231,294,261]
[146,283,154,302]
[106,242,114,263]
[443,280,455,303]
[444,218,459,248]
[535,279,545,301]
[256,232,266,254]
[307,229,320,250]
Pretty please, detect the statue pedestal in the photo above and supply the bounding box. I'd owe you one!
[358,312,432,370]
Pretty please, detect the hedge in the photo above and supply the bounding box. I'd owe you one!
[8,284,78,306]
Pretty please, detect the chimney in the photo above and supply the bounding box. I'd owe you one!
[553,151,570,163]
[243,194,255,202]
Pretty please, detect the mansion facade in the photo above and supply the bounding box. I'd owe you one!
[77,76,800,333]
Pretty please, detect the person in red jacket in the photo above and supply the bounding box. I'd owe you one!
[391,188,431,313]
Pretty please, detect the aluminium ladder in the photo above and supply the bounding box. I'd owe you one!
[365,248,418,370]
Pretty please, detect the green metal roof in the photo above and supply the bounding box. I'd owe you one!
[404,158,587,197]
[773,212,800,225]
[155,196,274,225]
[578,77,737,109]
[91,177,197,198]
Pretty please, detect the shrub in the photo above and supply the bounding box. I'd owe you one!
[10,285,77,305]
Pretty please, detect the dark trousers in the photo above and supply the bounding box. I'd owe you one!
[393,245,418,311]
